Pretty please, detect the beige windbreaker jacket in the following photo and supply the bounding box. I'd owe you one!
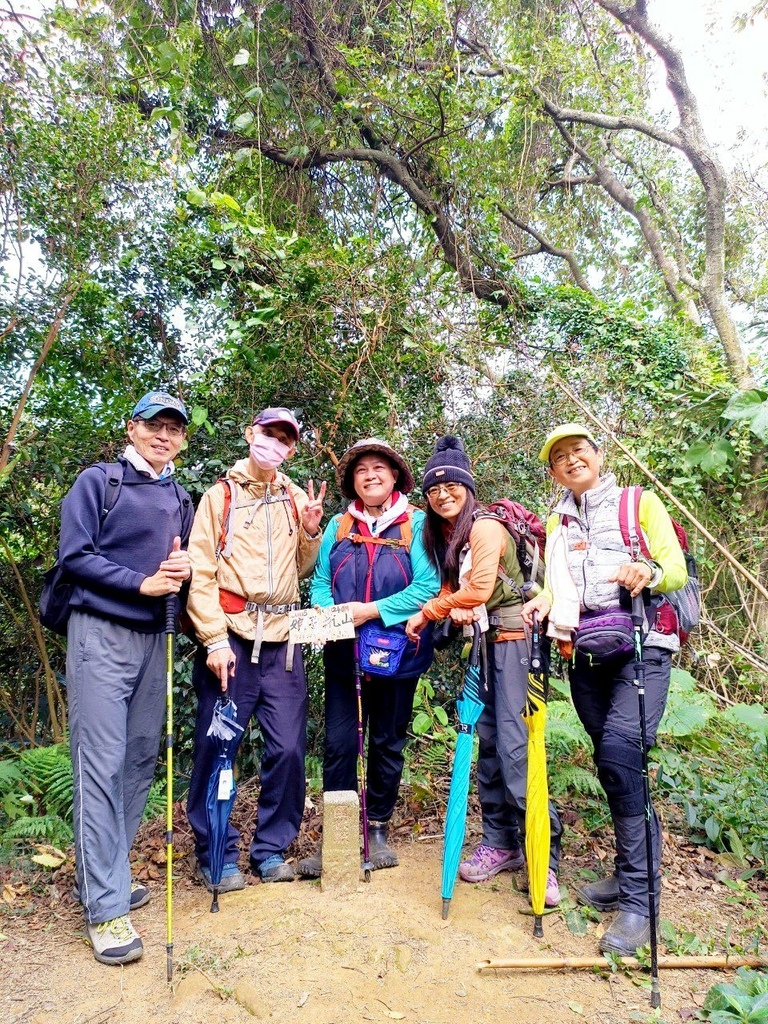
[187,459,321,648]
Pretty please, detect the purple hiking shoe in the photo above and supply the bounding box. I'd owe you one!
[545,868,561,908]
[459,844,525,882]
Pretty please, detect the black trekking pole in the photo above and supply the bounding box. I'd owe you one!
[631,591,660,1009]
[164,595,176,983]
[353,635,373,882]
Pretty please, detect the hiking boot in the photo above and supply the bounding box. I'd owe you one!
[599,910,658,956]
[195,862,247,893]
[73,880,151,912]
[576,874,620,912]
[545,869,561,908]
[367,822,399,870]
[297,846,322,878]
[86,915,143,966]
[254,853,295,883]
[459,844,525,883]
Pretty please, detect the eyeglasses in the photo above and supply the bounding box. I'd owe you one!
[426,482,465,499]
[134,417,186,438]
[551,443,594,467]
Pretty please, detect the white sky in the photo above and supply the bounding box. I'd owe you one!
[649,0,768,163]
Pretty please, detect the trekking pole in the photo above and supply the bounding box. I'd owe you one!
[353,635,373,882]
[631,590,660,1009]
[164,595,176,983]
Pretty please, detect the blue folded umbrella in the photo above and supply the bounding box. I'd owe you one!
[205,698,244,912]
[441,623,485,919]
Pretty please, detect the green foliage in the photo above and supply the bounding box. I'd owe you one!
[658,668,717,739]
[0,740,170,857]
[405,675,457,805]
[0,743,74,854]
[655,672,768,867]
[722,390,768,444]
[660,918,716,956]
[544,696,602,801]
[699,968,768,1023]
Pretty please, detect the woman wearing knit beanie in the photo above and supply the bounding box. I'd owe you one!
[407,436,562,906]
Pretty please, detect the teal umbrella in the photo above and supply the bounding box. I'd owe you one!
[441,623,485,919]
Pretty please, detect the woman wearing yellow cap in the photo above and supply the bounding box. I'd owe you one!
[523,423,686,956]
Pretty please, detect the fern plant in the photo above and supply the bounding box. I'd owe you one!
[18,743,74,819]
[0,741,172,859]
[545,696,601,801]
[3,812,73,848]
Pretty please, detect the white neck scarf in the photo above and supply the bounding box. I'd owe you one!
[347,491,409,535]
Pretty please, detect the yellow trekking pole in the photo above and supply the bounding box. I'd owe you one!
[164,596,176,982]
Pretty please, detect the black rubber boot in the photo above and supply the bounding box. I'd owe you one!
[367,821,399,869]
[613,813,662,915]
[297,845,322,878]
[599,910,658,955]
[576,874,620,912]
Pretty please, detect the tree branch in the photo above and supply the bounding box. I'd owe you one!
[498,206,594,293]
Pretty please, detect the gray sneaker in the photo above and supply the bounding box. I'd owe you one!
[73,880,150,911]
[253,853,295,882]
[129,881,151,910]
[195,862,247,893]
[86,915,143,965]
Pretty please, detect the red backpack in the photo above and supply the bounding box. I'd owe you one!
[618,486,701,641]
[474,499,547,597]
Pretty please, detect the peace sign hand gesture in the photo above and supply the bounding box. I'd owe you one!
[301,478,327,536]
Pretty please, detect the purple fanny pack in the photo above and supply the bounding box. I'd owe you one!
[574,609,638,662]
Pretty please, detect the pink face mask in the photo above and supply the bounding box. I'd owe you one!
[249,433,292,469]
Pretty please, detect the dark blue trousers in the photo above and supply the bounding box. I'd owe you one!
[323,640,418,823]
[186,634,307,868]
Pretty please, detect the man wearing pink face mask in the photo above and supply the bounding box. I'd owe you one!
[186,408,326,885]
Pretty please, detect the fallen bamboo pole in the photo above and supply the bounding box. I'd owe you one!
[478,955,768,971]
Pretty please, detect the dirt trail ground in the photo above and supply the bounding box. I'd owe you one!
[2,823,763,1024]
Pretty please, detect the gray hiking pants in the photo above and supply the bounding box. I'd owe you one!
[67,610,166,924]
[477,637,563,871]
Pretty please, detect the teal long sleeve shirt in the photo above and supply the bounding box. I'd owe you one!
[309,508,440,626]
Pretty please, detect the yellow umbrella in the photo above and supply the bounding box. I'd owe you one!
[522,613,550,937]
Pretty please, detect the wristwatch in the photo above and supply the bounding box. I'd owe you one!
[633,556,663,588]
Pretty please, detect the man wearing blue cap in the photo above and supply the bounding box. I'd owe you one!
[59,390,194,965]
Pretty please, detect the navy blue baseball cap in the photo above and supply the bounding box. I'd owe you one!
[131,391,189,423]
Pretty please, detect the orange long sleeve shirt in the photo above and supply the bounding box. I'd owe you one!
[421,518,524,640]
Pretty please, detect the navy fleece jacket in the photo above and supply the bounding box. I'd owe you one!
[59,459,193,632]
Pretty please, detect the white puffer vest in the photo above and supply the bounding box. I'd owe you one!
[553,473,678,652]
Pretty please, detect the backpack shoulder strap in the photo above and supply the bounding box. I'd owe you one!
[336,507,414,552]
[282,484,299,523]
[216,478,238,560]
[400,505,415,553]
[618,486,651,559]
[94,462,124,521]
[336,511,355,542]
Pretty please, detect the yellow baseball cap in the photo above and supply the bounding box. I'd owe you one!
[539,423,599,463]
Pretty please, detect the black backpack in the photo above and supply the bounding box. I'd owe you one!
[39,463,124,635]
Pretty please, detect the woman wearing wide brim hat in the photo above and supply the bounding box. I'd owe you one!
[298,439,439,877]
